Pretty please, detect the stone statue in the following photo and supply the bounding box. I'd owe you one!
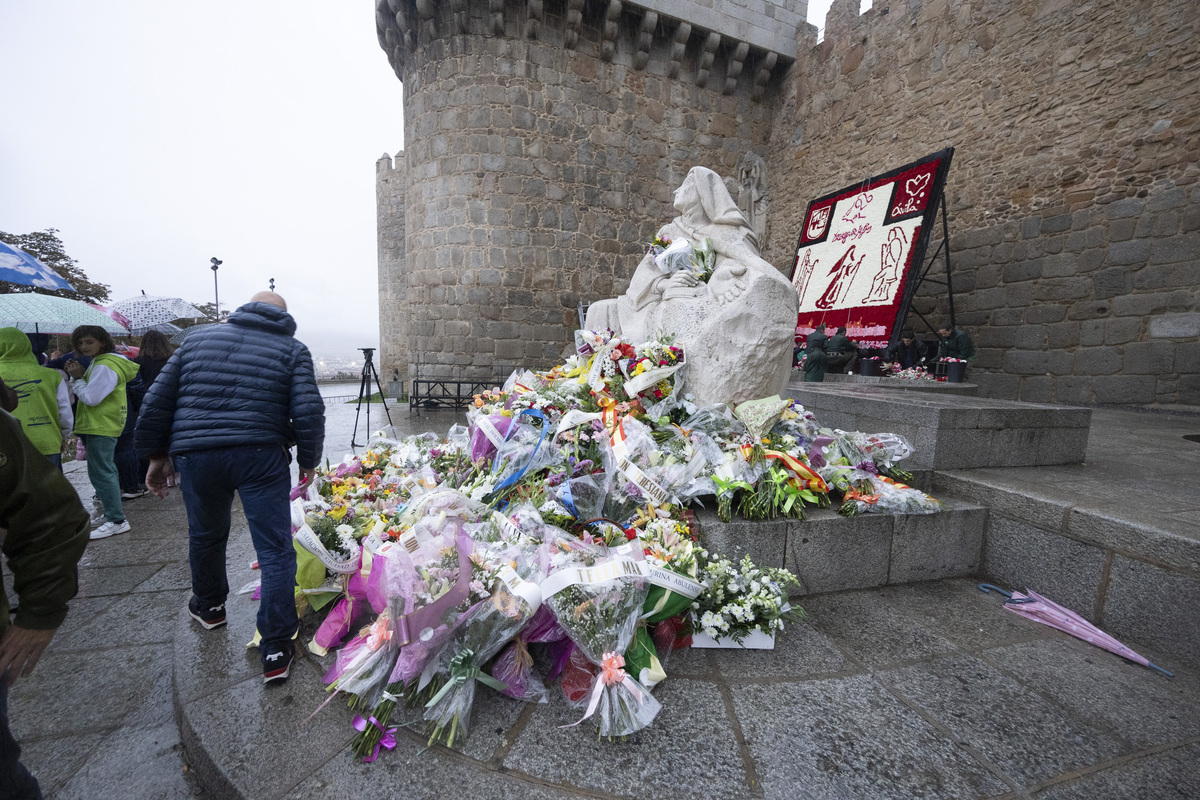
[585,166,798,406]
[737,151,768,245]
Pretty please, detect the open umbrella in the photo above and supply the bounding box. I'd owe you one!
[129,321,183,337]
[0,241,75,291]
[0,293,129,334]
[170,323,219,345]
[110,294,205,328]
[978,584,1173,677]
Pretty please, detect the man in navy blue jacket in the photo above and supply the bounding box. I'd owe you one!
[135,292,325,683]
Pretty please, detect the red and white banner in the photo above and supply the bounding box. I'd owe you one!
[792,149,953,349]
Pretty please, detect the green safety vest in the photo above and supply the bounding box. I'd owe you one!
[74,353,140,437]
[0,359,64,455]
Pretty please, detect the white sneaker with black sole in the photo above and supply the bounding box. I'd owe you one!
[90,519,131,539]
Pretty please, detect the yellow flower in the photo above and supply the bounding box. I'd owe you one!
[328,506,348,521]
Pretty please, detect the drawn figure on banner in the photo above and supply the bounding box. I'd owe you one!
[891,173,931,217]
[806,207,830,240]
[863,227,909,304]
[794,249,819,306]
[815,245,865,310]
[841,192,873,225]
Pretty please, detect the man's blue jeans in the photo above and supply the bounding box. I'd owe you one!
[175,444,298,652]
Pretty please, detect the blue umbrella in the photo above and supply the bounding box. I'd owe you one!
[0,241,75,291]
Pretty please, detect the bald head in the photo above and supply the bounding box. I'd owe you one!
[250,291,287,310]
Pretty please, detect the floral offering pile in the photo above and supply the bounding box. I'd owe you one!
[289,330,939,756]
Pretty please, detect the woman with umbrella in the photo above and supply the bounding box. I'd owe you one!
[63,325,140,539]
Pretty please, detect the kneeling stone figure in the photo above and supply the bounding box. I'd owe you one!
[586,166,798,406]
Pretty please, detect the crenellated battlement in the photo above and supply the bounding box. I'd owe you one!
[376,0,801,99]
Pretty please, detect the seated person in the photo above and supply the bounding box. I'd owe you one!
[825,326,859,374]
[885,330,928,370]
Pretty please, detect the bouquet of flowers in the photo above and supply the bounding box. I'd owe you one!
[544,536,661,738]
[692,550,803,644]
[420,540,544,747]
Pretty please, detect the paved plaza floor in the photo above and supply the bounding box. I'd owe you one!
[7,400,1200,799]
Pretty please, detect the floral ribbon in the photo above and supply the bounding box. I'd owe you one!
[424,649,508,708]
[562,651,644,728]
[351,714,397,763]
[807,434,835,469]
[738,444,829,493]
[487,408,548,499]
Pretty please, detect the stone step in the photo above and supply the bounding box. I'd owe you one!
[696,499,988,596]
[790,368,981,395]
[786,382,1091,470]
[933,468,1200,670]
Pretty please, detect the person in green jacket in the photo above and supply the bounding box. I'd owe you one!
[0,388,90,799]
[0,327,73,468]
[936,322,976,361]
[63,325,140,540]
[802,339,828,382]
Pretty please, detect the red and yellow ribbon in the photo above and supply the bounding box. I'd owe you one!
[739,444,829,493]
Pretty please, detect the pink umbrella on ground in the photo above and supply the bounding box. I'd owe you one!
[978,584,1173,678]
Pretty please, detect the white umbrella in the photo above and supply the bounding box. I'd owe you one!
[0,293,129,334]
[110,294,205,328]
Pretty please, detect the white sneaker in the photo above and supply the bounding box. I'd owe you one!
[121,488,149,500]
[90,520,131,539]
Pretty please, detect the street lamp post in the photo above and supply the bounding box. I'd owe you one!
[210,257,223,319]
[269,278,275,292]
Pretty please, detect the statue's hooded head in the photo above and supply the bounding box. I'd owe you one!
[674,167,751,229]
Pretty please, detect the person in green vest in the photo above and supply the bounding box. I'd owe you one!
[63,325,140,540]
[0,327,73,468]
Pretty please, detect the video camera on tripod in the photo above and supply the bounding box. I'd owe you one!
[351,347,393,448]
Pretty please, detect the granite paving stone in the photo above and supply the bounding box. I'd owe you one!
[53,588,187,651]
[503,679,751,799]
[785,511,893,594]
[888,502,986,584]
[981,638,1200,749]
[799,591,958,668]
[1101,555,1200,668]
[709,619,852,680]
[16,731,109,796]
[285,733,578,800]
[880,653,1128,787]
[10,643,172,739]
[875,579,1050,651]
[173,597,276,705]
[76,563,165,597]
[982,516,1107,617]
[1034,742,1200,799]
[52,722,193,800]
[180,673,356,800]
[732,676,1012,799]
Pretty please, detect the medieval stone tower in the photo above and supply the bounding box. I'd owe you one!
[378,0,1199,406]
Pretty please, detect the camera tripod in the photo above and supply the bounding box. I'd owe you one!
[351,348,394,449]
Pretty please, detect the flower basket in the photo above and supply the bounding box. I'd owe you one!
[935,361,968,383]
[690,629,776,649]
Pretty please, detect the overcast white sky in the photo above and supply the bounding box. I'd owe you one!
[1,1,844,354]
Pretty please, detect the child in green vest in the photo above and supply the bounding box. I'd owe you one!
[64,325,140,539]
[0,328,73,467]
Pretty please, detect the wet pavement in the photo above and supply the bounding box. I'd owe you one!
[7,400,1200,799]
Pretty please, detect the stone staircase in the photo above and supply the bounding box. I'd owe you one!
[704,384,1199,670]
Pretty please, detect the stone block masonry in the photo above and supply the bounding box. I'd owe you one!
[377,0,1197,404]
[375,0,795,382]
[764,0,1199,405]
[377,151,407,386]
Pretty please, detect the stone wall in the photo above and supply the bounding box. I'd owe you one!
[766,0,1199,405]
[377,151,408,386]
[376,0,787,381]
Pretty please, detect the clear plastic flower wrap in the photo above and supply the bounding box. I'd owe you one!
[838,472,941,516]
[653,237,695,274]
[421,540,545,747]
[488,410,553,494]
[543,535,661,738]
[603,416,697,515]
